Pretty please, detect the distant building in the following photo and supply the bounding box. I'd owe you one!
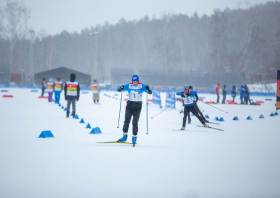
[34,67,91,86]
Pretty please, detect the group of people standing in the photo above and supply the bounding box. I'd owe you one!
[41,74,100,118]
[216,83,251,105]
[41,77,63,103]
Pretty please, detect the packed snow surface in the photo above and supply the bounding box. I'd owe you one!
[0,89,280,198]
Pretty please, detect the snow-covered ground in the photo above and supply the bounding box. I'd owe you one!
[0,88,279,198]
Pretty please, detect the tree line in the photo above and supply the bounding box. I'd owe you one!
[0,1,279,83]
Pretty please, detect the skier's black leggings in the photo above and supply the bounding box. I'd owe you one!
[183,106,205,127]
[193,101,205,121]
[182,102,191,122]
[123,101,142,135]
[232,96,235,102]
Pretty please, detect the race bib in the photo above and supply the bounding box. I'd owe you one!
[67,87,77,92]
[55,84,61,89]
[129,90,142,100]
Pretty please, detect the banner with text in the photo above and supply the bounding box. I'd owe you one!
[165,93,176,109]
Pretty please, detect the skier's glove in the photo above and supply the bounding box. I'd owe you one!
[180,93,185,98]
[148,90,152,94]
[146,85,150,90]
[117,85,124,92]
[77,98,79,101]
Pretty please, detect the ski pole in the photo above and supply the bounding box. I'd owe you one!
[151,100,177,119]
[199,100,228,114]
[146,92,148,134]
[117,92,123,128]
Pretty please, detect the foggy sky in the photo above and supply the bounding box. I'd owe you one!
[0,0,273,35]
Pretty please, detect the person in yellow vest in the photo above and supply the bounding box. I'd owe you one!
[54,77,63,104]
[64,73,80,118]
[91,79,100,104]
[47,78,54,102]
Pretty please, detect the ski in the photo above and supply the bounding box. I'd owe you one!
[96,141,135,144]
[196,125,224,131]
[206,121,220,125]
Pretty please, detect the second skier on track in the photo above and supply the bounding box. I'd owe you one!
[179,86,208,130]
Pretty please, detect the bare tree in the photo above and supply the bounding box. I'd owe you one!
[238,7,259,73]
[3,1,30,73]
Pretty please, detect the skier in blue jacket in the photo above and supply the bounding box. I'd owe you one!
[178,86,207,130]
[176,85,191,123]
[117,75,152,145]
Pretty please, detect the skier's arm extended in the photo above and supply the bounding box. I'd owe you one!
[176,92,183,96]
[195,93,198,101]
[117,84,129,92]
[142,84,152,94]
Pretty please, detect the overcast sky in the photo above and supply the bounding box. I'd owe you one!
[0,0,273,35]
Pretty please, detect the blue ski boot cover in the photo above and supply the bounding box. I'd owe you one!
[132,135,137,144]
[118,133,128,142]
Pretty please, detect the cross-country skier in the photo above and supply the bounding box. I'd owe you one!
[180,86,207,130]
[188,85,209,123]
[91,79,100,104]
[54,77,63,104]
[117,75,152,144]
[222,85,226,104]
[46,78,54,102]
[176,85,191,123]
[41,78,46,97]
[231,85,236,102]
[64,73,80,118]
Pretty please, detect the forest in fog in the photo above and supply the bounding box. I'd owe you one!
[0,1,279,83]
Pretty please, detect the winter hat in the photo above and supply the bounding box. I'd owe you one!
[223,85,226,88]
[184,85,189,90]
[217,83,220,86]
[132,75,139,82]
[188,85,193,90]
[93,79,97,83]
[70,73,76,82]
[49,78,53,82]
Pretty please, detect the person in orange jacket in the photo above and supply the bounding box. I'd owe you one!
[216,83,221,103]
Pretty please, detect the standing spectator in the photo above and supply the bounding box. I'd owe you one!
[64,73,80,118]
[216,83,221,103]
[41,78,46,97]
[240,85,245,104]
[244,85,251,105]
[54,77,63,104]
[222,85,226,104]
[47,78,54,102]
[231,85,237,102]
[91,79,100,104]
